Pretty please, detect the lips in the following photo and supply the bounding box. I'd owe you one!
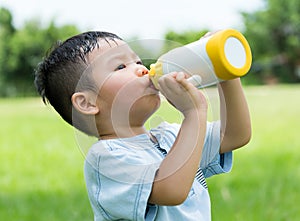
[139,75,159,94]
[148,78,159,92]
[149,79,156,89]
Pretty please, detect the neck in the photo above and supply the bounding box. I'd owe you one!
[99,125,149,140]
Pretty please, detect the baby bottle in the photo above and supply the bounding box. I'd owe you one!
[149,29,252,89]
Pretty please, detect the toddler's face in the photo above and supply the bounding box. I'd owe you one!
[88,38,161,123]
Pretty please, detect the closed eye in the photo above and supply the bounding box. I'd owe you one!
[115,64,126,71]
[136,60,143,65]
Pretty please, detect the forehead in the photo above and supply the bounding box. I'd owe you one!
[83,38,139,88]
[87,38,136,62]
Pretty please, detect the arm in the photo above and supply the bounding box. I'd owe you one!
[218,78,251,153]
[148,72,208,205]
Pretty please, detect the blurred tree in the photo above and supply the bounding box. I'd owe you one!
[128,30,209,70]
[0,7,79,97]
[0,7,15,34]
[242,0,300,83]
[163,30,209,53]
[0,7,16,96]
[146,29,210,75]
[127,36,161,70]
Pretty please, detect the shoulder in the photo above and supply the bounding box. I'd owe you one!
[85,137,161,172]
[86,138,151,165]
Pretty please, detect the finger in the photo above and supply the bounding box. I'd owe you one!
[175,73,195,91]
[168,71,190,80]
[175,72,185,81]
[187,75,202,87]
[158,74,184,95]
[157,74,175,94]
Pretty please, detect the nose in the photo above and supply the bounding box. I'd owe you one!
[136,66,149,77]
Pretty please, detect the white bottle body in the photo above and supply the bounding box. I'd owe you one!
[159,36,217,88]
[149,29,252,89]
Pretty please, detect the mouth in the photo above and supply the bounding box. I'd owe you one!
[144,75,159,94]
[149,79,156,89]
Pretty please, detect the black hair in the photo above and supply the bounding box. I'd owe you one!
[34,31,123,136]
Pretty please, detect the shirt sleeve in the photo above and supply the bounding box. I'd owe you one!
[84,141,159,221]
[153,121,232,178]
[200,121,233,178]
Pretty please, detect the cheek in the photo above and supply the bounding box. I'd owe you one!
[100,76,127,98]
[131,94,161,113]
[99,78,137,110]
[104,75,143,98]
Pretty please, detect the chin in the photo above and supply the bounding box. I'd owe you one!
[144,94,161,111]
[150,94,161,108]
[130,95,161,121]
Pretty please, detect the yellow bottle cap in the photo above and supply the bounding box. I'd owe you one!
[206,29,252,80]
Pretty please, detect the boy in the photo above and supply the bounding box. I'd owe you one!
[35,31,251,220]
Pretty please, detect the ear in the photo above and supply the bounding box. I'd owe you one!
[71,91,99,115]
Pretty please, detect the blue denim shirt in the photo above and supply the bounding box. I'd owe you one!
[84,121,232,221]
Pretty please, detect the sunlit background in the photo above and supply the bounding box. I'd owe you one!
[1,0,264,38]
[1,0,300,220]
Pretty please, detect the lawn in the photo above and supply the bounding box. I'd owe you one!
[208,84,300,220]
[0,85,299,220]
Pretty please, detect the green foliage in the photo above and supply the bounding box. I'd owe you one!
[163,29,209,53]
[242,0,300,84]
[0,7,79,97]
[165,30,209,45]
[0,8,15,96]
[129,30,209,70]
[2,1,300,97]
[0,7,15,34]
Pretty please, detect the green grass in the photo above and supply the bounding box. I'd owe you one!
[0,85,299,220]
[208,85,300,221]
[0,99,93,220]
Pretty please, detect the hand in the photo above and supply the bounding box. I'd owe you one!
[157,72,207,116]
[149,72,208,206]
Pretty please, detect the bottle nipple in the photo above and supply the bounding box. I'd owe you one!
[149,64,156,77]
[149,62,163,89]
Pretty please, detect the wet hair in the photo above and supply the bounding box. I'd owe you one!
[34,31,122,136]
